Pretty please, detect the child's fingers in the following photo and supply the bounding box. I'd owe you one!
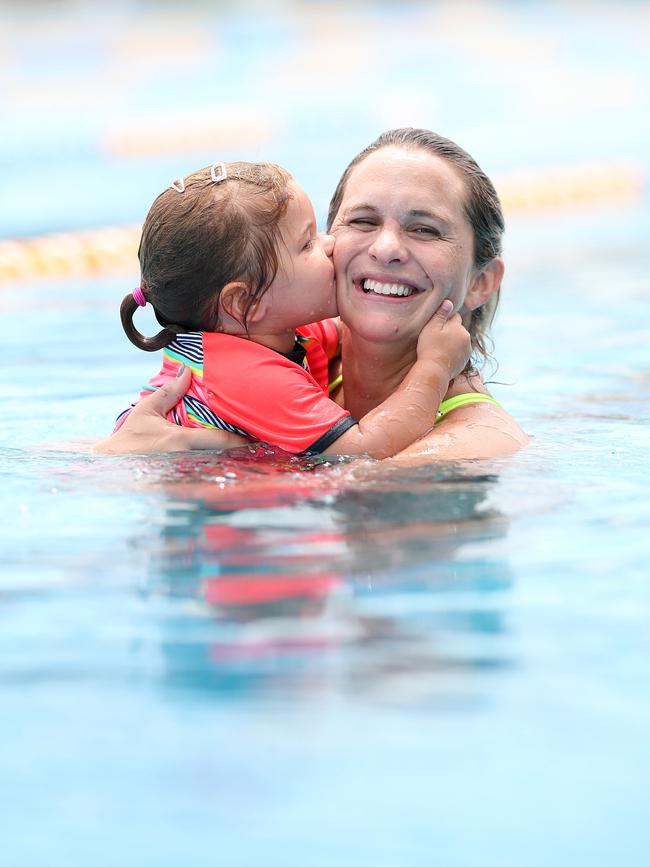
[433,299,454,320]
[421,299,454,332]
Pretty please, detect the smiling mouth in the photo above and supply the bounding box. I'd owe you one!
[359,278,420,298]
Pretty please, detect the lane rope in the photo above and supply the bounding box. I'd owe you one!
[0,163,644,283]
[497,161,644,213]
[0,225,141,284]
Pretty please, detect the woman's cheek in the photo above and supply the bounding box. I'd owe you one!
[332,230,361,279]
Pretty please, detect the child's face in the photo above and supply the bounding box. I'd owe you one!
[261,180,337,334]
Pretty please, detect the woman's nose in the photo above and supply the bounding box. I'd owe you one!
[368,225,407,263]
[319,232,335,256]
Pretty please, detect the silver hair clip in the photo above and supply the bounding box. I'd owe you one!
[210,162,228,184]
[170,178,186,194]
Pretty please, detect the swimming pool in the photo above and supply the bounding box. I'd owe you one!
[2,2,650,865]
[2,216,649,865]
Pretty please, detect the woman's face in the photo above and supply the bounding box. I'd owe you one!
[330,146,480,345]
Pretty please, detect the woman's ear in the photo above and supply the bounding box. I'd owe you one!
[464,257,505,310]
[218,282,256,328]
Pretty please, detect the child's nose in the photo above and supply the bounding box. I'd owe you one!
[319,233,335,256]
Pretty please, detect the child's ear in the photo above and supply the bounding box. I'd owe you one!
[464,257,504,310]
[218,282,256,327]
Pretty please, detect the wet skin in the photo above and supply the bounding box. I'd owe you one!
[330,146,494,352]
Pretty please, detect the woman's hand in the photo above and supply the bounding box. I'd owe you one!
[94,366,246,455]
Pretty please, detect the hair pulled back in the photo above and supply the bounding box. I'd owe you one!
[327,128,505,368]
[121,161,292,352]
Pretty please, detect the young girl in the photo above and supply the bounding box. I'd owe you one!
[118,160,470,458]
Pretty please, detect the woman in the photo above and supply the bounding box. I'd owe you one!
[97,128,528,460]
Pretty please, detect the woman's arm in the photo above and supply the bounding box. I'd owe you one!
[94,367,246,454]
[95,355,528,461]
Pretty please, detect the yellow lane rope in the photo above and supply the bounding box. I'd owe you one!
[0,162,645,284]
[0,225,140,284]
[498,161,644,213]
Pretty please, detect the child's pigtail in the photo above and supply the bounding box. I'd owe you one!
[120,290,180,352]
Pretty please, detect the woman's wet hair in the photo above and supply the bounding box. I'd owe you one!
[327,128,505,368]
[121,161,292,352]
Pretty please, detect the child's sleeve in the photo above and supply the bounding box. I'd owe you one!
[203,339,356,455]
[305,317,341,360]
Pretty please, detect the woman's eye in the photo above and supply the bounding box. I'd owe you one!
[412,226,441,237]
[302,239,314,251]
[348,218,377,229]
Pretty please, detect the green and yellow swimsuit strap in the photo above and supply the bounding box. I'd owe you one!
[436,392,500,422]
[328,373,343,394]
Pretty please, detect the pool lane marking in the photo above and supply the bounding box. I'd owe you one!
[0,225,141,284]
[0,162,645,283]
[498,161,644,214]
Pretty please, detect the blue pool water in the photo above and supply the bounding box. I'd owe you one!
[2,2,650,865]
[3,224,649,866]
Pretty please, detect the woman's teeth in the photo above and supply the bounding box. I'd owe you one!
[362,279,415,297]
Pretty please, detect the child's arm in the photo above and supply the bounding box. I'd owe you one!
[323,300,470,459]
[95,306,468,457]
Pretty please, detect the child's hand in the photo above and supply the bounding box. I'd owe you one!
[416,299,471,380]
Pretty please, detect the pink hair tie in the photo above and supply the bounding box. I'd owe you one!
[132,286,147,307]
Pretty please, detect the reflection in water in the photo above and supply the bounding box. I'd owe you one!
[145,447,514,704]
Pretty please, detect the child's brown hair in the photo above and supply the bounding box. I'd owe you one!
[121,161,292,351]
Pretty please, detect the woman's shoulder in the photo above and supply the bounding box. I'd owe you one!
[393,372,529,462]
